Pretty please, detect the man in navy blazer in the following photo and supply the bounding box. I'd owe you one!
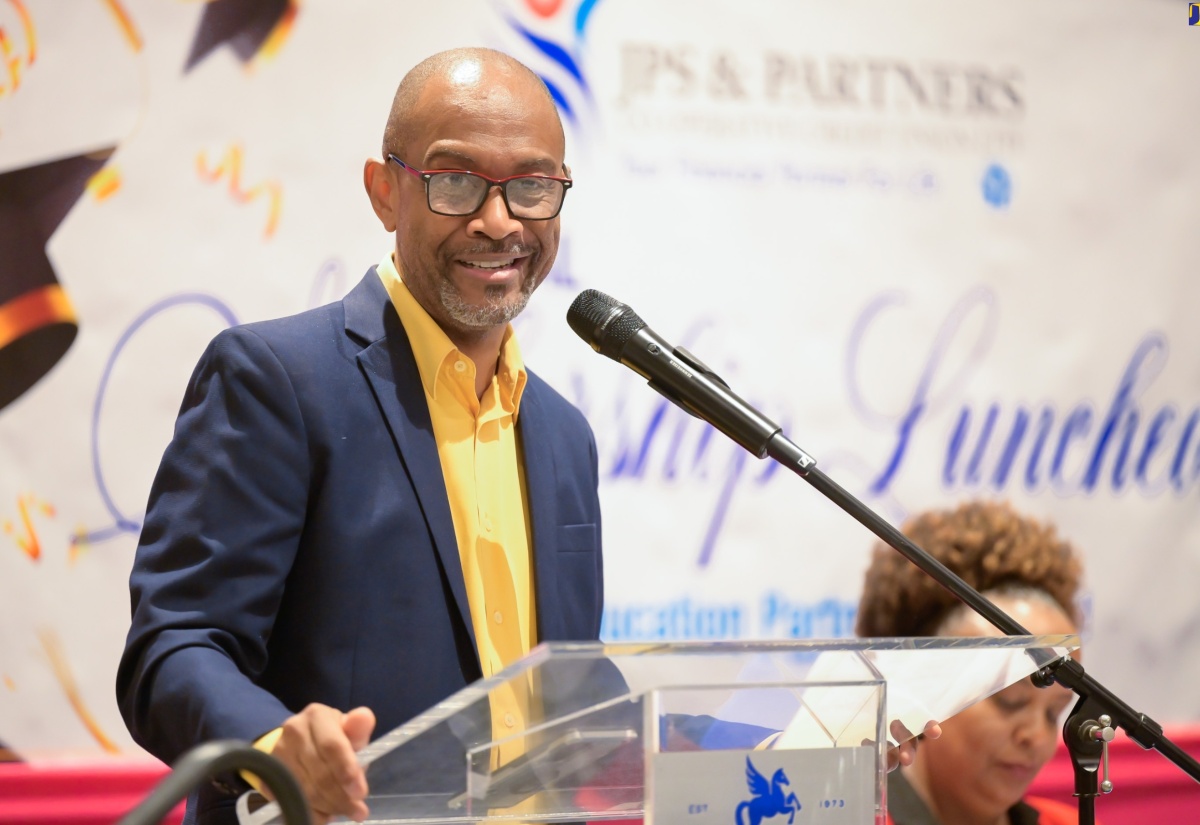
[117,48,601,824]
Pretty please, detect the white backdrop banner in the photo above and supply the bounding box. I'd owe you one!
[0,0,1197,760]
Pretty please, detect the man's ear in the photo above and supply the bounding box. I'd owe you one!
[562,162,572,179]
[364,158,398,232]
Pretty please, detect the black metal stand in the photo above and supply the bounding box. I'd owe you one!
[117,740,310,825]
[1060,694,1110,824]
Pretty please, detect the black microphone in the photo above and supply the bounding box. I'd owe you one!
[566,289,814,469]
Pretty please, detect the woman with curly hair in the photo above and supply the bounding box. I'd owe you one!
[857,500,1085,825]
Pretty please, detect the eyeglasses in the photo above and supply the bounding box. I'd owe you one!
[387,154,572,220]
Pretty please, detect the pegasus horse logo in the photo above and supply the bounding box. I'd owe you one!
[735,757,802,825]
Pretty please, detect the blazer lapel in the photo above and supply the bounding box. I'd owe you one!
[343,270,477,653]
[518,383,565,642]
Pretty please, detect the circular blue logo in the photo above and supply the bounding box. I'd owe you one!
[982,164,1012,208]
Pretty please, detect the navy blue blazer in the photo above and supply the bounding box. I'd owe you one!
[117,268,603,769]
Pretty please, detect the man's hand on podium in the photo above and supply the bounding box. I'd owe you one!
[263,703,377,824]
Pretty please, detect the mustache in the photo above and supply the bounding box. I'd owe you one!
[450,242,536,257]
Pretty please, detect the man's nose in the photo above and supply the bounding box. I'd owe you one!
[469,186,523,239]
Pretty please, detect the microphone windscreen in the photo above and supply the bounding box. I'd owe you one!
[566,289,645,359]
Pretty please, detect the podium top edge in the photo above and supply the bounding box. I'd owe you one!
[530,635,1080,656]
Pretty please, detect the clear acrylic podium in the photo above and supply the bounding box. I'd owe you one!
[297,637,1080,825]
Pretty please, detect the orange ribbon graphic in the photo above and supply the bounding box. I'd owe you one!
[3,493,55,561]
[0,0,35,97]
[39,629,121,754]
[101,0,142,52]
[196,144,283,239]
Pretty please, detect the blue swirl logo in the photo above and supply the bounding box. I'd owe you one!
[497,0,605,128]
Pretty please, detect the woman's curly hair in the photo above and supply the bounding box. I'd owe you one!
[855,500,1083,638]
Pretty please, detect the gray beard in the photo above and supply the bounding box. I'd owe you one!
[438,276,536,330]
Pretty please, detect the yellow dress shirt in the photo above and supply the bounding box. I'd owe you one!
[376,253,537,765]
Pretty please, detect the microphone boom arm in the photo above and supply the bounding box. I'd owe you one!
[566,288,1200,815]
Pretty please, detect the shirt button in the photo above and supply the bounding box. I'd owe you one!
[493,610,503,624]
[483,516,493,532]
[454,360,467,373]
[504,713,515,728]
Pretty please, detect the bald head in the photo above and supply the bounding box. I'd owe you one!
[382,48,564,160]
